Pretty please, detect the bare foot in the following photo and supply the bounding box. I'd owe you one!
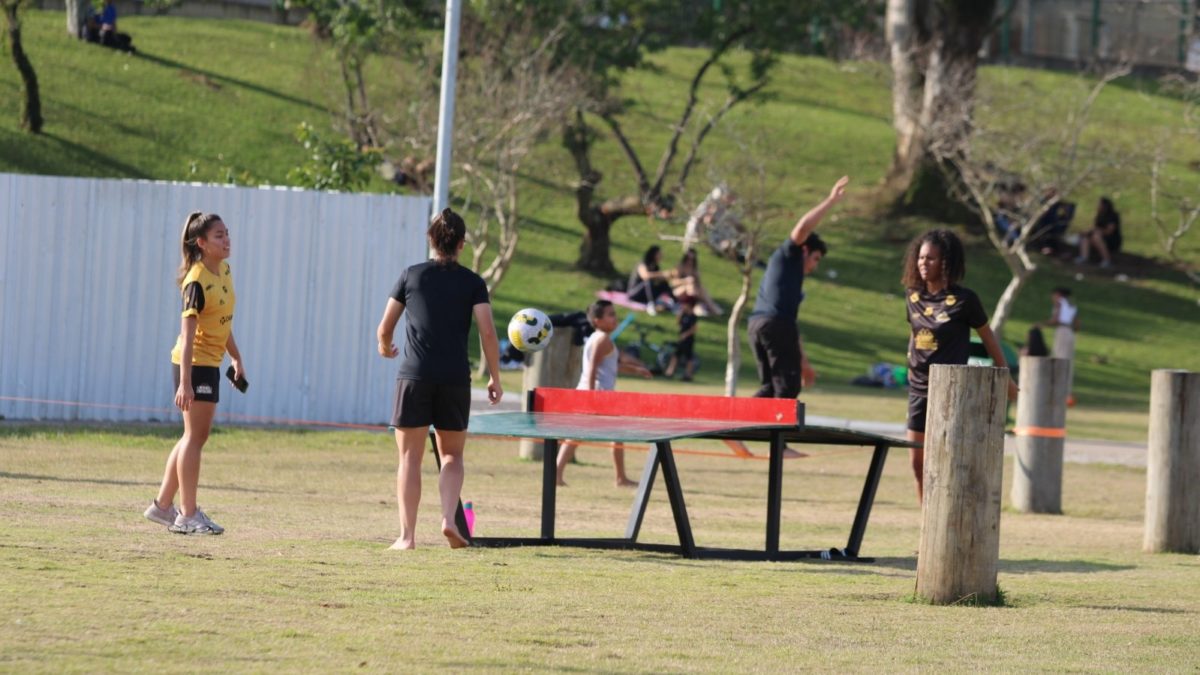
[782,447,808,459]
[389,538,415,550]
[556,479,568,487]
[441,522,470,549]
[615,478,637,488]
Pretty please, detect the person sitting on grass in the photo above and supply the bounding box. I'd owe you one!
[669,248,723,317]
[556,300,652,488]
[1075,197,1121,269]
[663,295,699,381]
[627,245,677,315]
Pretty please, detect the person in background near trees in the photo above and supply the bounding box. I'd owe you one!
[1075,197,1121,269]
[144,212,245,536]
[670,248,722,317]
[627,245,677,315]
[377,208,503,550]
[556,300,653,488]
[902,229,1018,505]
[663,295,699,381]
[1038,286,1080,407]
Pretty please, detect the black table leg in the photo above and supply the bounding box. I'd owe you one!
[541,437,558,541]
[625,443,661,541]
[656,441,696,558]
[429,431,471,541]
[765,430,784,557]
[846,442,889,557]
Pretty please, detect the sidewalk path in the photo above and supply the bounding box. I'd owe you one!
[471,390,1146,468]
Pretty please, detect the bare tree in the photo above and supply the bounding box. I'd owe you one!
[564,28,770,276]
[391,21,587,295]
[1149,81,1200,284]
[680,132,780,397]
[929,64,1130,338]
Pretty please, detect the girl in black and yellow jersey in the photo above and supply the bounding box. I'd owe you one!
[902,229,1018,505]
[143,212,246,535]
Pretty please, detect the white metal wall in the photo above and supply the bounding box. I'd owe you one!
[0,173,429,425]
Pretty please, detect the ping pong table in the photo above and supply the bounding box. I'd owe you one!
[436,387,917,562]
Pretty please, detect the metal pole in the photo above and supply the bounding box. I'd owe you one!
[432,0,462,215]
[1091,0,1101,57]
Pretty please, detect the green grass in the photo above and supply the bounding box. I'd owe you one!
[1,11,1198,443]
[2,424,1199,671]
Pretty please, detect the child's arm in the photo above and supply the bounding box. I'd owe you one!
[977,324,1019,400]
[176,315,198,411]
[376,298,404,358]
[617,350,653,379]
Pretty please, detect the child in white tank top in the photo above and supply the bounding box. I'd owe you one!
[556,300,652,487]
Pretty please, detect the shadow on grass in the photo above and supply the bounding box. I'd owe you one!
[868,556,1135,575]
[135,51,327,112]
[0,471,283,494]
[1079,604,1195,615]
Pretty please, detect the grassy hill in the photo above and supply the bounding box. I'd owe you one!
[3,10,1198,441]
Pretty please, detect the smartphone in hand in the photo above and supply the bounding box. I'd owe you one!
[225,365,249,393]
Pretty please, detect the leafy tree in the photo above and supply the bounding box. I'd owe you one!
[2,0,42,133]
[287,121,381,191]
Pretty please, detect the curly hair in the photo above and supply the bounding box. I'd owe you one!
[428,208,466,262]
[900,229,966,289]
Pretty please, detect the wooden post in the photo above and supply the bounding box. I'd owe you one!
[518,331,582,460]
[917,365,1008,605]
[1011,356,1070,514]
[1143,369,1200,554]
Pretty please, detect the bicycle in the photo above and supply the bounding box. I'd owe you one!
[620,323,698,378]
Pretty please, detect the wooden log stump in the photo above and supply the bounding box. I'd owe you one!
[917,365,1008,605]
[1143,369,1200,554]
[518,332,582,460]
[1011,356,1070,514]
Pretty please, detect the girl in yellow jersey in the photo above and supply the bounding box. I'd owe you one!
[143,211,246,535]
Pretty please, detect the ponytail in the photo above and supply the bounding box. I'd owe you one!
[177,211,222,285]
[428,207,466,263]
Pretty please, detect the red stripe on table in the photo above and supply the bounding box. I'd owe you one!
[531,388,800,425]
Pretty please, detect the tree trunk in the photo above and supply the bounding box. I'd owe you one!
[883,0,997,219]
[576,208,618,277]
[65,0,86,38]
[724,261,755,397]
[989,262,1032,340]
[4,1,42,134]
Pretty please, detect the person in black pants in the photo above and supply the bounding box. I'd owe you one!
[747,176,848,400]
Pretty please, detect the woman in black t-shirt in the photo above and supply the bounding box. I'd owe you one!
[901,229,1018,505]
[376,208,503,550]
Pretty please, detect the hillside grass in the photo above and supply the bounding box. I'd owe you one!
[2,11,1198,442]
[2,424,1199,671]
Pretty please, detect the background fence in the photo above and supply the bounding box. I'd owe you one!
[0,173,429,425]
[1001,0,1198,69]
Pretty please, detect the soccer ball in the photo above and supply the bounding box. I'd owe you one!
[507,308,554,353]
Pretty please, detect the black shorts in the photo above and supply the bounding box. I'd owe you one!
[675,339,694,361]
[390,379,471,431]
[173,364,221,404]
[907,392,928,433]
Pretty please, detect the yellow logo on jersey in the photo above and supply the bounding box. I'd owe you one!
[945,295,957,306]
[924,306,934,316]
[935,311,950,322]
[909,292,919,302]
[915,328,938,351]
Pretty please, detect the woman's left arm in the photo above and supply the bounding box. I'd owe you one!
[226,333,245,381]
[977,324,1019,400]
